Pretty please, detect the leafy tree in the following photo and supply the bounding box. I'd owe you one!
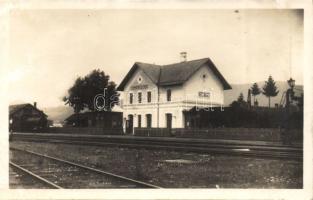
[250,83,261,103]
[262,75,279,108]
[63,69,119,113]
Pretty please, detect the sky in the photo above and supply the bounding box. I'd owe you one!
[7,9,303,107]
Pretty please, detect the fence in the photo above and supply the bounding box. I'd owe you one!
[134,127,303,142]
[48,127,123,135]
[184,107,303,129]
[134,128,171,137]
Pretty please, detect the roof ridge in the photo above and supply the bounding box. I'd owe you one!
[9,103,30,107]
[135,61,161,67]
[9,103,48,117]
[136,57,210,68]
[161,57,210,67]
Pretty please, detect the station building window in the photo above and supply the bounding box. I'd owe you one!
[166,113,172,129]
[146,114,152,128]
[129,93,133,104]
[167,89,171,102]
[138,115,141,128]
[138,92,142,103]
[147,91,151,103]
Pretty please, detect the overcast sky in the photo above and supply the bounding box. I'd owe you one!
[7,9,303,107]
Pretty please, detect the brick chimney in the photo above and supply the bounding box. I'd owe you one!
[34,102,37,108]
[180,52,187,62]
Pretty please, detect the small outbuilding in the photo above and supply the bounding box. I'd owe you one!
[64,111,123,128]
[9,102,48,132]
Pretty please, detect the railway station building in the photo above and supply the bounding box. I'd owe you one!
[117,55,232,134]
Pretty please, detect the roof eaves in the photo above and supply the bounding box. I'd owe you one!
[116,63,138,91]
[204,59,232,90]
[170,58,232,90]
[117,62,161,91]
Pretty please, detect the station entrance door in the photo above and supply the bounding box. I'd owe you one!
[126,115,133,134]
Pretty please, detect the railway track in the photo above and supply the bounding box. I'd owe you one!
[11,133,303,161]
[10,147,162,189]
[9,164,58,189]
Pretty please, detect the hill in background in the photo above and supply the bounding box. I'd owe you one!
[42,106,74,123]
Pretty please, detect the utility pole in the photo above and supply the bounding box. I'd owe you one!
[247,89,252,108]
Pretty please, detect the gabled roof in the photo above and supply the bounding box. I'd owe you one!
[136,62,161,84]
[9,104,29,115]
[117,58,232,91]
[9,103,47,117]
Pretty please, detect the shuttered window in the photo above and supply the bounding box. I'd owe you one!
[138,92,142,103]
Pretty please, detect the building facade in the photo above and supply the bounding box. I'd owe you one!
[117,57,231,134]
[65,111,123,128]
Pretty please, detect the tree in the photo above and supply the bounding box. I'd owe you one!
[230,92,248,109]
[63,69,119,113]
[250,83,261,103]
[237,92,244,102]
[262,75,279,108]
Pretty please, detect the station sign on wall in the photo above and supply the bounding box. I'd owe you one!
[130,85,148,90]
[198,91,210,98]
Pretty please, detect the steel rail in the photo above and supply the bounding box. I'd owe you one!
[12,134,302,152]
[12,132,303,148]
[12,135,302,160]
[9,161,63,189]
[12,140,302,161]
[10,147,162,189]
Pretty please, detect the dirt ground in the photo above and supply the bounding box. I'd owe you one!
[10,141,302,188]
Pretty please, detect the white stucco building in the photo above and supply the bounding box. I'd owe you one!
[117,56,231,134]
